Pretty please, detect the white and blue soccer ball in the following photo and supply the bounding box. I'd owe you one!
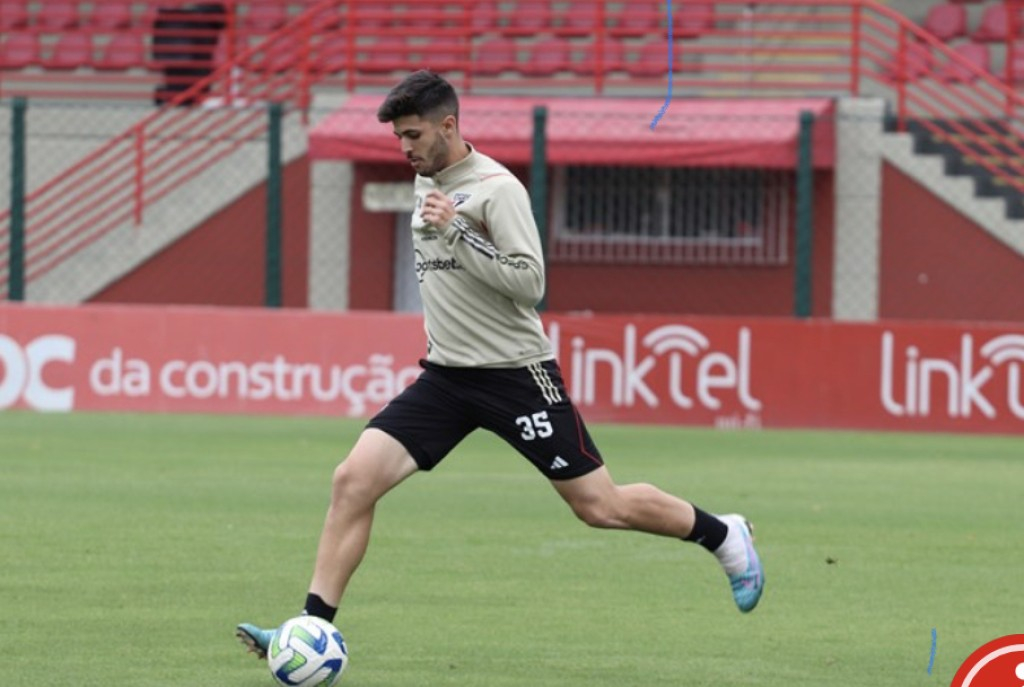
[268,615,349,687]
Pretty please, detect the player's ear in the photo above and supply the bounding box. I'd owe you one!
[441,114,457,137]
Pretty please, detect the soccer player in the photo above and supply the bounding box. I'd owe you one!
[237,70,764,658]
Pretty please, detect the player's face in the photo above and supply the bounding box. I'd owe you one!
[392,114,454,177]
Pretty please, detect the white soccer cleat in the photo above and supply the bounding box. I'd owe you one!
[716,514,765,613]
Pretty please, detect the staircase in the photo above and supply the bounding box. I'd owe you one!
[906,118,1024,219]
[885,128,1024,255]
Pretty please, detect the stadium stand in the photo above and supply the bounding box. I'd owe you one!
[0,1,1021,98]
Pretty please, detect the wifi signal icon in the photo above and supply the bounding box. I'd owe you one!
[642,325,710,356]
[979,334,1024,365]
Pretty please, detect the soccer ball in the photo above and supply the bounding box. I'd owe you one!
[268,616,349,687]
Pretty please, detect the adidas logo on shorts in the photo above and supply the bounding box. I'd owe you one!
[550,456,569,470]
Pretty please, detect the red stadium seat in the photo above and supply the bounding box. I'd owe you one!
[558,1,599,38]
[35,0,79,30]
[520,37,569,76]
[97,32,147,70]
[626,39,670,78]
[49,32,93,70]
[405,3,463,30]
[972,3,1008,42]
[474,36,517,76]
[921,2,967,42]
[938,41,990,82]
[0,0,29,31]
[471,1,501,33]
[353,4,394,30]
[357,36,408,74]
[0,31,39,69]
[610,1,661,38]
[90,0,135,29]
[418,37,469,73]
[506,2,550,37]
[573,39,624,75]
[676,3,714,39]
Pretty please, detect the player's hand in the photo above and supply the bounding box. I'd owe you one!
[420,190,456,231]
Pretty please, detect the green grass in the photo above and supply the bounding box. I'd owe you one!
[1,411,1021,686]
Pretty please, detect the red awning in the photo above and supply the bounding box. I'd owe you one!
[308,95,835,168]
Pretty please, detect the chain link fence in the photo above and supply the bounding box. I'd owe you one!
[0,97,308,307]
[1,96,1022,321]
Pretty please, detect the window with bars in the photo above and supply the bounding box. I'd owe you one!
[549,166,793,265]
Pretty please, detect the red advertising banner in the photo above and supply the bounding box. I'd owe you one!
[1,303,1022,435]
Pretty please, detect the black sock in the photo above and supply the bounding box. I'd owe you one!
[683,506,728,552]
[304,593,337,623]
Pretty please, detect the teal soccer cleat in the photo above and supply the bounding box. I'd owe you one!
[235,623,277,660]
[718,514,765,613]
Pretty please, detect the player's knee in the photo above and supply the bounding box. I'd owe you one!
[329,460,374,507]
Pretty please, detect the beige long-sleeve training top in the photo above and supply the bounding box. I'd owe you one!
[409,143,554,368]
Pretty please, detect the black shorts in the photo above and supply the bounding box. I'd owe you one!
[366,359,604,480]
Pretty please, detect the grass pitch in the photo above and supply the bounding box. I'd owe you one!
[1,411,1020,686]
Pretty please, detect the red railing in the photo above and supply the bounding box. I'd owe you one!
[2,0,1024,297]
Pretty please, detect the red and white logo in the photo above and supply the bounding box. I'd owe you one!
[0,333,76,411]
[951,635,1024,687]
[881,332,1024,420]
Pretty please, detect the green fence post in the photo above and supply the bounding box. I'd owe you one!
[265,102,283,308]
[8,96,27,302]
[793,110,815,318]
[530,105,548,312]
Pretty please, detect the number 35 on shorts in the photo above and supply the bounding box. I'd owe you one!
[515,411,553,440]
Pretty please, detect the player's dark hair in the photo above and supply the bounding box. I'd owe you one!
[377,70,459,125]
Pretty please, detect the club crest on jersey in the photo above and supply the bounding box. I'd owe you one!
[451,192,472,207]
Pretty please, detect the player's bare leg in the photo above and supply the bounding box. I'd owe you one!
[551,467,764,612]
[308,429,419,607]
[237,429,418,658]
[551,466,696,534]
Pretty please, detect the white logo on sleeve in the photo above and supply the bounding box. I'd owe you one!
[550,456,569,470]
